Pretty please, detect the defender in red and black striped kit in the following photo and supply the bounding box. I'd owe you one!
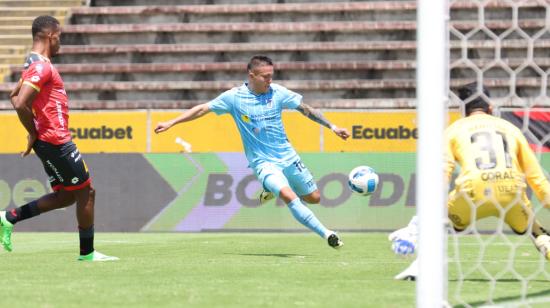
[2,15,117,261]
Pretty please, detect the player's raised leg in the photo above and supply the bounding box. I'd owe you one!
[0,211,13,252]
[287,159,343,248]
[300,189,343,248]
[266,180,342,248]
[0,190,76,252]
[283,188,342,248]
[257,162,342,248]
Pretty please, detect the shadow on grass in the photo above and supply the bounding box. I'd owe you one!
[450,278,550,283]
[450,280,550,307]
[226,253,309,258]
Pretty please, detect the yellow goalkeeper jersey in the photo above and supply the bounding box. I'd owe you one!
[444,113,550,207]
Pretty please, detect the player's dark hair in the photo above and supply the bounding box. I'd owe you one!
[247,55,274,71]
[32,15,60,39]
[457,82,491,116]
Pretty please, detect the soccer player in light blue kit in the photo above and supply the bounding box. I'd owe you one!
[155,56,350,248]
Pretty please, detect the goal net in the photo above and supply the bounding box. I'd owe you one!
[444,0,550,306]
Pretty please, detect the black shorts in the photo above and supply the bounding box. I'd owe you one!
[33,139,91,191]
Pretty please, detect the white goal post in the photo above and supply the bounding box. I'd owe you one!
[416,0,450,307]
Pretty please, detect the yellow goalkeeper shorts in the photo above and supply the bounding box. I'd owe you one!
[447,177,532,234]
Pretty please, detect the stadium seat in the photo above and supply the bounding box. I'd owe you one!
[1,0,547,109]
[0,0,84,83]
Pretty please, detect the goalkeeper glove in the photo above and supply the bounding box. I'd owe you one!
[391,238,416,255]
[389,215,418,256]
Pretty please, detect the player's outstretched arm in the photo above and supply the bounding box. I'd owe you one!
[296,102,350,140]
[154,103,211,134]
[11,83,38,157]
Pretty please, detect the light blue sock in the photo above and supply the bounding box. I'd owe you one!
[287,198,328,238]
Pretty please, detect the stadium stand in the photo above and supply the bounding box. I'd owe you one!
[0,0,547,109]
[0,0,84,88]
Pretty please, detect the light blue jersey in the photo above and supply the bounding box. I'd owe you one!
[208,82,331,241]
[208,83,302,168]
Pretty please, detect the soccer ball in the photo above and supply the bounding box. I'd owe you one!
[348,165,379,196]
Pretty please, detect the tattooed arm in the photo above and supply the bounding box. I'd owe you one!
[296,102,349,140]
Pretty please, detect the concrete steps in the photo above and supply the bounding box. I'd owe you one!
[0,7,68,17]
[2,0,548,108]
[0,17,35,26]
[0,35,32,46]
[69,2,417,24]
[0,77,545,103]
[0,0,84,6]
[0,2,83,84]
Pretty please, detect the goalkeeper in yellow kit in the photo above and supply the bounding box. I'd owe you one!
[389,82,550,280]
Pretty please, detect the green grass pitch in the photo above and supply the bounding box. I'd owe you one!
[1,232,550,307]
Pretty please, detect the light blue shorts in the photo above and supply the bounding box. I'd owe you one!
[254,159,317,197]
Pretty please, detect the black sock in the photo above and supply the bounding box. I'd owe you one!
[533,227,550,238]
[5,200,41,224]
[79,225,94,256]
